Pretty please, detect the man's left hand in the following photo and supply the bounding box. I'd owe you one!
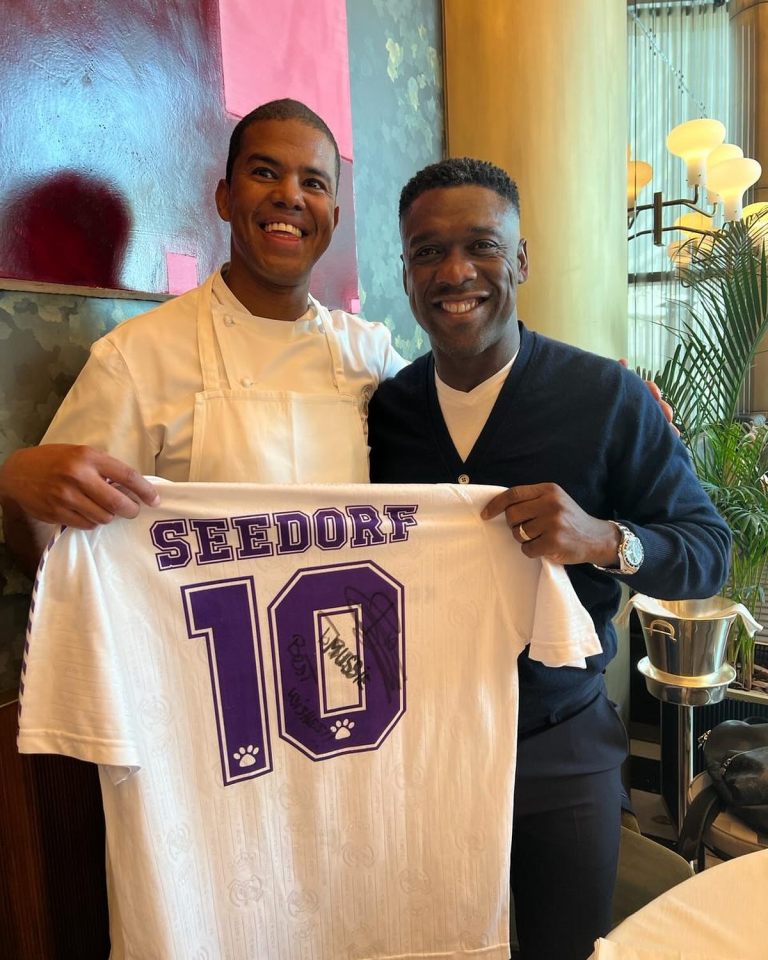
[481,482,621,566]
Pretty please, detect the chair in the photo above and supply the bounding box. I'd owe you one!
[611,824,692,927]
[681,770,768,865]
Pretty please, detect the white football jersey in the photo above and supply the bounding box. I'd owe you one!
[18,482,600,960]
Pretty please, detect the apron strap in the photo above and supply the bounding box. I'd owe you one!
[197,273,227,391]
[310,295,349,395]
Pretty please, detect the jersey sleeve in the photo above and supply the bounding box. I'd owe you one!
[452,486,601,667]
[526,559,603,667]
[41,337,157,475]
[17,526,142,781]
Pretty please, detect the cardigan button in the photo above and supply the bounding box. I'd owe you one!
[458,474,470,484]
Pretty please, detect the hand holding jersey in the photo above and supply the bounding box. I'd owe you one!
[0,443,160,528]
[481,482,623,566]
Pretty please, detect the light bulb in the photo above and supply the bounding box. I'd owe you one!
[706,144,743,203]
[673,213,715,256]
[707,158,762,221]
[666,119,726,187]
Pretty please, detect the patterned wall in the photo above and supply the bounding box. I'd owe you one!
[0,291,160,699]
[0,1,444,700]
[347,0,444,359]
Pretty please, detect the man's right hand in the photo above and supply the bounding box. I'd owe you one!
[0,444,160,529]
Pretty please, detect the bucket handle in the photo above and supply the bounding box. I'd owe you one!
[647,618,676,641]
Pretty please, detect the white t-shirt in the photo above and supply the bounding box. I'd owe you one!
[434,356,516,462]
[18,481,600,960]
[41,272,407,480]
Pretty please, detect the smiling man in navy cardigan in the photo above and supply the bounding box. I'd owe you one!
[368,157,731,960]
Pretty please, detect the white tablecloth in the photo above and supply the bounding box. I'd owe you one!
[590,849,768,960]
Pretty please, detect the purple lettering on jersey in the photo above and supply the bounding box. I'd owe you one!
[269,561,405,760]
[151,519,192,571]
[182,577,272,785]
[346,505,387,548]
[313,508,347,550]
[383,504,419,543]
[274,511,311,555]
[233,514,273,559]
[190,518,234,565]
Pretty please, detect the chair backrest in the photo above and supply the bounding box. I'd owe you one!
[611,826,693,928]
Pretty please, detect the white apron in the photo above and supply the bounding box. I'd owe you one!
[189,276,369,483]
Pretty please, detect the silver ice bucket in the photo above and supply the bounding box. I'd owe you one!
[636,597,737,679]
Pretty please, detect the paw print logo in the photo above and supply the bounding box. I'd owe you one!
[233,745,259,768]
[330,718,355,740]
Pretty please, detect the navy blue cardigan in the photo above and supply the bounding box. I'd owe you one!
[368,323,731,736]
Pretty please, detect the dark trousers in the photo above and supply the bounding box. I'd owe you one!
[511,691,628,960]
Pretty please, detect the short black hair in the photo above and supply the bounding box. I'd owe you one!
[225,98,341,187]
[399,157,520,220]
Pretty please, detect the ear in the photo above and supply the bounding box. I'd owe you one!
[333,205,340,230]
[215,179,231,223]
[517,238,529,283]
[401,254,409,296]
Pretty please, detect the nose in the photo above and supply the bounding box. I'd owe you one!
[271,174,305,210]
[434,248,477,287]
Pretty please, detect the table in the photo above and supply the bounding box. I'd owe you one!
[589,848,768,959]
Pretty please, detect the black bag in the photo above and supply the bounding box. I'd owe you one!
[678,718,768,867]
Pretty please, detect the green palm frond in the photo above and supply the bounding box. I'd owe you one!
[652,211,768,443]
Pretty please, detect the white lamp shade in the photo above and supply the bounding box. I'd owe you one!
[707,157,762,220]
[674,212,713,236]
[673,213,715,256]
[627,160,653,207]
[706,144,743,203]
[666,118,726,187]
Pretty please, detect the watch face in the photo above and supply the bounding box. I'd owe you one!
[624,534,644,568]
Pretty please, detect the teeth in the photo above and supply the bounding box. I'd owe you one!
[264,222,302,237]
[441,300,478,314]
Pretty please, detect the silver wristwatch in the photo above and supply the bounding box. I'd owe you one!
[594,521,644,575]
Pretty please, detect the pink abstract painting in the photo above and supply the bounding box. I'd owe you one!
[217,0,354,161]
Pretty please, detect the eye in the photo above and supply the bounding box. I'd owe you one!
[412,245,440,259]
[251,166,277,179]
[471,239,498,251]
[304,177,327,191]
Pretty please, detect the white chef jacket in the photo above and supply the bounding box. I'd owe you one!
[41,270,406,482]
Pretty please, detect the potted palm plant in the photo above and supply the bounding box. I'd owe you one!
[648,208,768,690]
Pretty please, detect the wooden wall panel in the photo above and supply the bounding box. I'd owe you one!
[0,701,109,959]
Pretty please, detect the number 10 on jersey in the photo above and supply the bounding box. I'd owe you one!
[182,561,406,786]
